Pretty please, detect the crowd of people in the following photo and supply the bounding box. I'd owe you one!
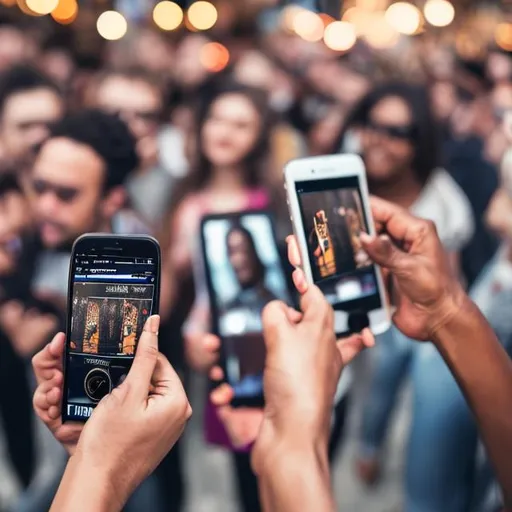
[0,0,512,510]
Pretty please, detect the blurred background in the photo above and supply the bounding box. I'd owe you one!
[0,0,511,511]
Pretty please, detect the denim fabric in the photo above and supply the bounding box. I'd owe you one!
[359,249,512,512]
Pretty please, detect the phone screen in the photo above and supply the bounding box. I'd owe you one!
[295,176,382,312]
[201,213,292,405]
[63,237,159,422]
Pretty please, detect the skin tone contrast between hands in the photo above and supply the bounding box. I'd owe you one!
[33,196,512,511]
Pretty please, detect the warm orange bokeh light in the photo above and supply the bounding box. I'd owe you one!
[200,42,230,72]
[51,0,78,23]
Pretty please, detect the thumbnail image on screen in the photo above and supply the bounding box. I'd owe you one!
[296,176,382,311]
[203,214,291,399]
[65,260,156,421]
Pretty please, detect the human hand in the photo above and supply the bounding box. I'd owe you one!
[73,315,191,503]
[1,301,58,357]
[287,235,375,362]
[252,286,364,475]
[184,332,220,372]
[32,333,83,455]
[360,196,465,341]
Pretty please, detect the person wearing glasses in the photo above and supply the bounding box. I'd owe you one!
[336,82,476,512]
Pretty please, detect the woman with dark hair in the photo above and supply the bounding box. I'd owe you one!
[158,80,286,512]
[336,83,477,512]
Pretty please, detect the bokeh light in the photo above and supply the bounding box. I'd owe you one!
[97,10,127,41]
[293,9,324,42]
[25,0,58,14]
[0,0,17,7]
[496,23,512,52]
[51,0,78,24]
[187,1,217,31]
[323,21,357,51]
[342,7,371,36]
[363,12,400,49]
[153,1,183,31]
[319,13,335,28]
[385,2,421,35]
[424,0,455,28]
[200,42,230,72]
[280,5,304,33]
[17,0,44,15]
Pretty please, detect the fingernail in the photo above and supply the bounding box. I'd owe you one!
[145,315,160,334]
[360,232,373,243]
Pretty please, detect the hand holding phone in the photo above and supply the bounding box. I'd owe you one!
[285,154,390,335]
[62,235,161,422]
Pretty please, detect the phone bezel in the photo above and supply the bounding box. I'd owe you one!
[284,154,390,336]
[62,233,161,423]
[199,210,295,408]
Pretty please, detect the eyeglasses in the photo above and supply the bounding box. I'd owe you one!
[31,178,79,203]
[365,120,417,141]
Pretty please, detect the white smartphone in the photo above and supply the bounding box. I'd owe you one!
[284,154,391,336]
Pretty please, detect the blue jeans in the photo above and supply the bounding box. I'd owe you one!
[360,327,482,512]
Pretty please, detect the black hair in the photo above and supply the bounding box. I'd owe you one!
[226,223,265,285]
[0,172,21,198]
[48,109,139,191]
[0,64,61,117]
[336,82,440,186]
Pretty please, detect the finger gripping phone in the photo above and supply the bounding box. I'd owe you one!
[285,154,390,336]
[62,234,161,422]
[199,211,295,408]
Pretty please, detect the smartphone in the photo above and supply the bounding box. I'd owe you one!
[199,211,295,408]
[284,154,390,336]
[62,234,161,422]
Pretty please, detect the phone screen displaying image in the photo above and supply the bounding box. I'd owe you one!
[201,213,292,405]
[63,238,159,422]
[295,176,382,313]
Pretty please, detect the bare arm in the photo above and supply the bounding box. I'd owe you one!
[257,442,335,512]
[50,453,125,512]
[433,297,512,507]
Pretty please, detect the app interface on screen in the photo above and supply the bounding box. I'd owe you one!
[65,254,156,420]
[203,215,291,399]
[296,176,382,311]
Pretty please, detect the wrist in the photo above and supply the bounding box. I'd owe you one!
[69,450,131,510]
[252,427,329,478]
[429,284,468,342]
[431,292,475,348]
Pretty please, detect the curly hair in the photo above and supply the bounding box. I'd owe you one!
[48,109,140,191]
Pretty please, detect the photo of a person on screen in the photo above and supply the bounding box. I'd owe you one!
[221,223,277,394]
[224,224,277,316]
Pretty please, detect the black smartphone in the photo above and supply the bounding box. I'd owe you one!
[62,234,161,422]
[199,211,295,408]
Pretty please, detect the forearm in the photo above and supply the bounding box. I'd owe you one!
[433,297,512,506]
[257,444,335,512]
[50,453,127,512]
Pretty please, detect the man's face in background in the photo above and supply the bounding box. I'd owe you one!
[28,137,118,250]
[93,75,162,170]
[0,87,63,163]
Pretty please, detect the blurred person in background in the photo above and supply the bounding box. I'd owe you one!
[441,82,500,287]
[160,80,294,512]
[0,22,35,73]
[233,49,307,183]
[87,67,184,228]
[18,109,163,512]
[0,173,50,511]
[0,65,64,169]
[337,82,477,512]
